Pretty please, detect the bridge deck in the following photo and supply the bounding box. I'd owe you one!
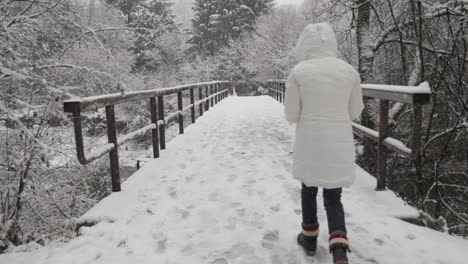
[2,96,466,264]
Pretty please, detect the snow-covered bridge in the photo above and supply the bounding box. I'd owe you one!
[2,84,467,264]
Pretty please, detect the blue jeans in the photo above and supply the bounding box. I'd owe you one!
[301,183,347,236]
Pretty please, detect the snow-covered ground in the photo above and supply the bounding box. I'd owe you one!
[2,96,466,264]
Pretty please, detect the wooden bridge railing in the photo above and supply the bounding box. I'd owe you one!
[64,81,231,192]
[267,80,432,190]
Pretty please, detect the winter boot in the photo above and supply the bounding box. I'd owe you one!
[297,224,319,256]
[329,234,350,264]
[297,233,317,256]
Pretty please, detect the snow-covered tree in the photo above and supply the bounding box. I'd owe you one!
[188,0,274,56]
[128,0,177,72]
[314,0,468,236]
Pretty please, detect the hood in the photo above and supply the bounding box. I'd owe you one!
[294,23,338,61]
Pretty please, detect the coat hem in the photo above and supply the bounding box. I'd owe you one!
[296,176,355,189]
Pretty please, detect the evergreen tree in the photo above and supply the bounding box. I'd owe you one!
[189,0,274,56]
[105,0,144,22]
[128,1,177,72]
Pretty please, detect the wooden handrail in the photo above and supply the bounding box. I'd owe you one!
[266,80,432,190]
[64,81,229,113]
[64,81,231,192]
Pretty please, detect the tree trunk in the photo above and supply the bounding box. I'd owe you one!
[355,0,377,171]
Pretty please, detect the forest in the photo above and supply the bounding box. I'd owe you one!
[0,0,467,253]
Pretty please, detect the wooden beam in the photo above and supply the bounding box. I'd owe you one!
[64,81,229,113]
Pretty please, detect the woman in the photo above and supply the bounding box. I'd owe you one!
[284,23,364,264]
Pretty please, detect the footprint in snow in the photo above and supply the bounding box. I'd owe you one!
[228,174,237,182]
[175,208,190,219]
[223,243,255,260]
[146,208,154,215]
[152,232,168,254]
[270,204,280,212]
[117,239,127,248]
[236,208,246,217]
[169,189,177,199]
[275,174,285,180]
[271,252,301,264]
[207,257,229,264]
[230,202,241,208]
[374,238,384,246]
[262,230,279,249]
[250,212,265,229]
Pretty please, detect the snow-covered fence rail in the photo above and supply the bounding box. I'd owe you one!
[63,81,231,192]
[266,80,431,190]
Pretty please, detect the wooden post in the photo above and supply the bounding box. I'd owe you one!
[150,97,159,158]
[215,84,218,104]
[411,104,424,196]
[105,105,121,192]
[410,104,423,160]
[268,82,271,97]
[282,83,286,103]
[220,84,223,100]
[276,83,279,101]
[210,84,214,107]
[222,84,225,100]
[221,83,224,100]
[190,88,195,123]
[205,85,210,111]
[376,99,389,190]
[177,91,184,134]
[71,110,86,164]
[199,86,204,116]
[279,83,283,103]
[271,83,274,99]
[157,95,166,150]
[272,82,274,99]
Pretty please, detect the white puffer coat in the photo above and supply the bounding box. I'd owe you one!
[284,23,364,189]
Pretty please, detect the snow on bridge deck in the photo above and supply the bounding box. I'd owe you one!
[2,96,466,264]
